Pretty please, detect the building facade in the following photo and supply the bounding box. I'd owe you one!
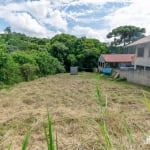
[126,35,150,70]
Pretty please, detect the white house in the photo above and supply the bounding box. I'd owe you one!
[126,35,150,70]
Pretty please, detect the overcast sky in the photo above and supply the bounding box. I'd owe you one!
[0,0,149,42]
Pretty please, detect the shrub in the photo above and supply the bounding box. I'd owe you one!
[115,77,127,82]
[11,51,36,65]
[20,63,39,81]
[0,50,65,85]
[0,50,22,84]
[34,52,65,76]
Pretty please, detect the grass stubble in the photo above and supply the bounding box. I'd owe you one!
[0,73,149,149]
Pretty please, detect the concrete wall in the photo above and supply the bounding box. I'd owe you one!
[135,43,150,68]
[117,70,150,86]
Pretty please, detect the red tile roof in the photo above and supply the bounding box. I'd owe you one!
[101,54,135,62]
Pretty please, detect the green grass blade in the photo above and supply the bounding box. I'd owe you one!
[44,108,57,150]
[46,108,54,150]
[99,121,112,150]
[21,130,30,150]
[96,86,108,116]
[96,86,103,107]
[7,143,11,150]
[123,120,134,147]
[44,123,50,150]
[143,92,150,111]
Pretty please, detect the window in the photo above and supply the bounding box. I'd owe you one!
[128,46,136,54]
[99,62,103,67]
[130,46,136,54]
[137,47,144,57]
[146,66,150,70]
[136,65,144,70]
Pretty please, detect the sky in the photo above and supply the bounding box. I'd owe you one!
[0,0,150,42]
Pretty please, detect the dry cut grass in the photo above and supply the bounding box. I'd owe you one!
[0,73,150,150]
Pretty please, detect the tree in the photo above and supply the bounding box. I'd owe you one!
[75,37,108,69]
[107,25,145,46]
[0,49,21,84]
[0,29,108,78]
[67,54,78,66]
[50,33,77,54]
[34,51,65,76]
[4,26,11,34]
[50,41,69,70]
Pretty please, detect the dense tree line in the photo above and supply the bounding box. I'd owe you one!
[0,29,108,85]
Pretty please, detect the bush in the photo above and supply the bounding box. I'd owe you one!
[0,49,65,85]
[20,63,39,81]
[0,50,22,84]
[34,52,65,76]
[11,51,36,65]
[115,77,127,82]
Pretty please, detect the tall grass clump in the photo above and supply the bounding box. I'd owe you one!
[99,121,113,150]
[7,109,58,150]
[96,86,113,149]
[44,108,58,150]
[21,130,31,150]
[123,120,135,149]
[143,92,150,111]
[7,143,11,150]
[96,86,108,115]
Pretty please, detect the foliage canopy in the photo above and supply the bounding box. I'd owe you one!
[107,25,145,46]
[0,28,108,85]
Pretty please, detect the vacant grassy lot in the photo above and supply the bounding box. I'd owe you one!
[0,73,150,150]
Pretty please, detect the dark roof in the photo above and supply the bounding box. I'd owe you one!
[101,54,135,63]
[126,35,150,47]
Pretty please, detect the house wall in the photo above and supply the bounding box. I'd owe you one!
[117,70,150,86]
[98,56,105,71]
[98,56,105,62]
[124,46,136,54]
[135,43,150,69]
[119,62,132,67]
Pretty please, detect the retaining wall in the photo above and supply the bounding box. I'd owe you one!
[117,70,150,86]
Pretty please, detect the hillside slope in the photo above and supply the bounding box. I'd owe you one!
[0,73,150,149]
